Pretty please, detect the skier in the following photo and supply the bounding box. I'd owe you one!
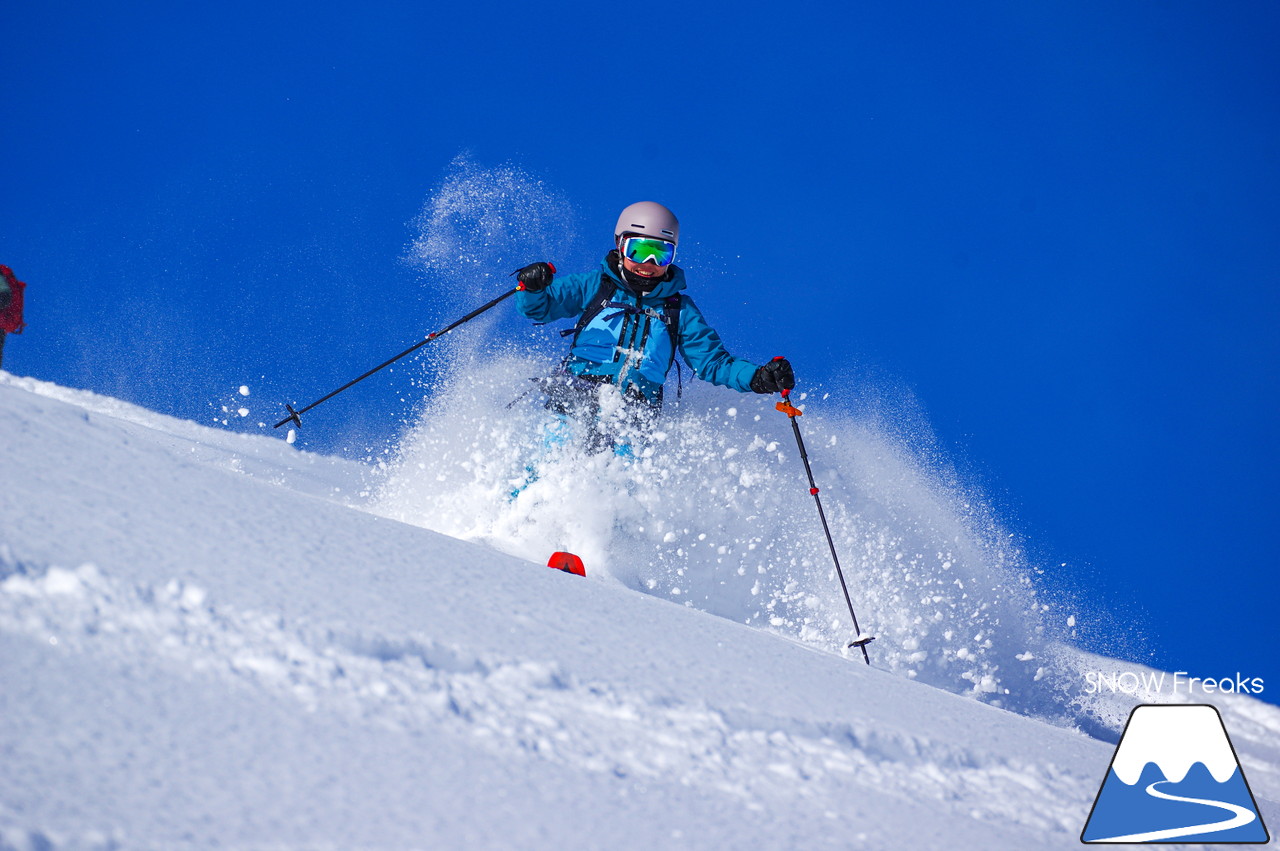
[513,201,794,453]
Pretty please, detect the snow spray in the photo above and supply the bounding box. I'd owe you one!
[372,157,1083,720]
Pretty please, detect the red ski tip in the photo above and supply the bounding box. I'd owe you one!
[547,551,585,577]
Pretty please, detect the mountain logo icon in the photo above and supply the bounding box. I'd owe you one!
[1081,704,1270,844]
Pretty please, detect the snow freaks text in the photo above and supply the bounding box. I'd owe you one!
[1084,670,1265,697]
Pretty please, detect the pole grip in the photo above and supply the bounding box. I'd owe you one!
[771,356,790,398]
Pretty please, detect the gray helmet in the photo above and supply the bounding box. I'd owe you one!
[614,201,679,246]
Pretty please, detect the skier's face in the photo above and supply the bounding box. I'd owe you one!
[621,255,667,278]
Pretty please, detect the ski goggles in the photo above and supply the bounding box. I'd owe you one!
[621,236,677,267]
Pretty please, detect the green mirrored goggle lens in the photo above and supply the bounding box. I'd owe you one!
[622,237,676,266]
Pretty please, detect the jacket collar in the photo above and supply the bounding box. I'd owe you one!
[602,250,687,299]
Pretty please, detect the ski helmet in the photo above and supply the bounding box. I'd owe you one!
[614,201,679,246]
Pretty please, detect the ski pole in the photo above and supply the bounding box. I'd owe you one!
[274,274,542,430]
[772,361,875,664]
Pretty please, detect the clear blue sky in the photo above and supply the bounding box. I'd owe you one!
[4,1,1277,699]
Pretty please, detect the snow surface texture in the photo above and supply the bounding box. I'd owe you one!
[3,373,1279,850]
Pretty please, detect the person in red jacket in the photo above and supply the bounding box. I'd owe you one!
[0,265,28,370]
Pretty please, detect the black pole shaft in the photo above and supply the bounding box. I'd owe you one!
[274,287,518,429]
[783,404,872,665]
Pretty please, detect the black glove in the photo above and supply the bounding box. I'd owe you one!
[515,262,556,293]
[750,357,795,394]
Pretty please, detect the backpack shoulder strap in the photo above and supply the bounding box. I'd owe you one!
[661,294,686,399]
[661,294,683,348]
[557,274,683,354]
[561,273,617,340]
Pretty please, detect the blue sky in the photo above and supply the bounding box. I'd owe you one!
[4,2,1278,698]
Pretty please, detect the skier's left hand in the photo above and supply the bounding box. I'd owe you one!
[750,357,795,394]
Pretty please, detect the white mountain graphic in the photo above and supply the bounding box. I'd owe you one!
[1111,704,1239,785]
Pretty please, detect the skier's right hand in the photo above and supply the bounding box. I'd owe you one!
[515,262,556,293]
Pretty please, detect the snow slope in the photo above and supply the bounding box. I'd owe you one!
[2,371,1277,850]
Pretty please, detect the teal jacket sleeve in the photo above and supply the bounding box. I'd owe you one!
[676,297,759,392]
[515,271,598,322]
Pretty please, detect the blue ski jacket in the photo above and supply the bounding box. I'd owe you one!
[516,254,760,403]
